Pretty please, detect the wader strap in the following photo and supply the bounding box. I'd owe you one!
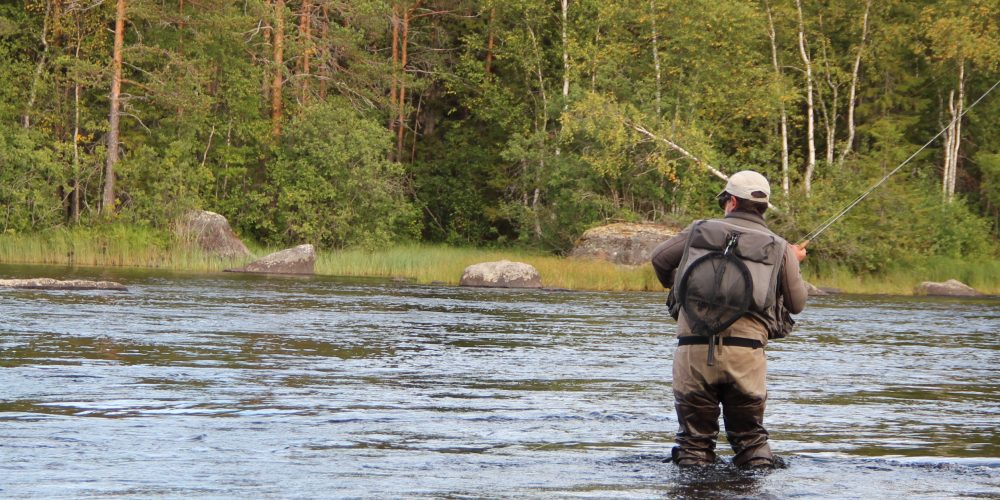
[678,336,763,349]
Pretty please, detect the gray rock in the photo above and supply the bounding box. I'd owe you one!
[570,222,681,266]
[460,260,542,288]
[176,210,250,258]
[0,278,127,291]
[227,244,316,275]
[804,281,828,296]
[914,279,981,297]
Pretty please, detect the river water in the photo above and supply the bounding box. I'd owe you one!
[1,264,997,498]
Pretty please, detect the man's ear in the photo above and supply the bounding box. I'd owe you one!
[724,196,738,213]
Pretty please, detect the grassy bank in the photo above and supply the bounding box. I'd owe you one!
[1,226,997,294]
[803,257,1000,295]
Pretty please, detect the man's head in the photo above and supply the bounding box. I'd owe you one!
[717,170,770,215]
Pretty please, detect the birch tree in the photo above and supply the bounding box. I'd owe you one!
[270,0,285,137]
[764,0,789,195]
[796,0,817,196]
[23,0,50,129]
[838,0,871,165]
[922,0,1000,203]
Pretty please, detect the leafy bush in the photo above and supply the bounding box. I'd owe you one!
[257,100,420,249]
[0,125,63,233]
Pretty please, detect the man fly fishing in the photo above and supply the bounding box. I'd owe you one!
[651,170,808,467]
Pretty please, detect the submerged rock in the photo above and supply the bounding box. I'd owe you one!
[914,279,981,297]
[227,244,315,275]
[176,210,250,258]
[570,222,681,266]
[0,278,127,291]
[460,260,541,289]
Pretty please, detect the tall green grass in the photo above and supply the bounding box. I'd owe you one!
[0,225,249,271]
[1,227,996,294]
[316,245,661,291]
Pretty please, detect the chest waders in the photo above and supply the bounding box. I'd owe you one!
[667,219,789,365]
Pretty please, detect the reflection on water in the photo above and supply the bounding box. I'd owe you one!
[1,264,998,497]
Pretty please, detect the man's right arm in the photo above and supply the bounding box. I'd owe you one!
[650,229,689,289]
[780,244,808,314]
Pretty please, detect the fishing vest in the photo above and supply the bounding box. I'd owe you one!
[667,218,795,340]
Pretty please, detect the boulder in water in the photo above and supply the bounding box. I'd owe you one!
[0,278,127,291]
[914,279,981,297]
[227,244,316,275]
[460,260,541,288]
[176,210,250,258]
[570,222,681,266]
[804,281,828,296]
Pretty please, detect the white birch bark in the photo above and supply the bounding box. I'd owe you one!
[527,23,548,238]
[651,0,662,118]
[838,0,871,166]
[944,89,956,201]
[561,0,569,102]
[944,62,965,203]
[819,40,838,166]
[765,0,789,196]
[629,123,729,182]
[796,0,817,196]
[24,0,52,128]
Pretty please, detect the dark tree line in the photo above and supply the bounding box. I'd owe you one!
[1,0,998,270]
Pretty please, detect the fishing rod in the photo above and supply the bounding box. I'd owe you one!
[796,77,1000,247]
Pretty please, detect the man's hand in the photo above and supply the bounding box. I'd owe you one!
[791,240,808,263]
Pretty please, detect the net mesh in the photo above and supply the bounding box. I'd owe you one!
[678,252,753,336]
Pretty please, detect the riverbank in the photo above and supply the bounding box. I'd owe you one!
[0,227,997,295]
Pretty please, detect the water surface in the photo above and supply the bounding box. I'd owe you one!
[1,265,998,497]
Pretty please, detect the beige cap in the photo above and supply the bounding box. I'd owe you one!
[720,170,770,203]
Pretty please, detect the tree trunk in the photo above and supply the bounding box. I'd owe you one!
[24,0,52,129]
[485,8,495,73]
[396,4,415,160]
[557,0,568,157]
[944,61,965,203]
[765,0,789,196]
[650,0,661,118]
[629,122,729,183]
[819,40,838,166]
[526,23,548,240]
[103,0,126,215]
[72,24,82,223]
[796,0,817,196]
[299,0,311,103]
[389,5,399,144]
[318,5,330,100]
[561,0,569,102]
[839,0,871,166]
[261,19,272,103]
[271,0,286,137]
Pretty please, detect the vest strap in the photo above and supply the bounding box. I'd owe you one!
[677,336,763,349]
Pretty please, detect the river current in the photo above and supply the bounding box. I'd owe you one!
[1,265,998,498]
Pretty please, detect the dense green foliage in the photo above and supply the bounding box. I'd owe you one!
[0,0,998,273]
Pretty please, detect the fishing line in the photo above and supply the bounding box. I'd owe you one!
[797,77,1000,246]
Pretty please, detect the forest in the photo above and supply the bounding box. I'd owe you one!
[1,0,999,276]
